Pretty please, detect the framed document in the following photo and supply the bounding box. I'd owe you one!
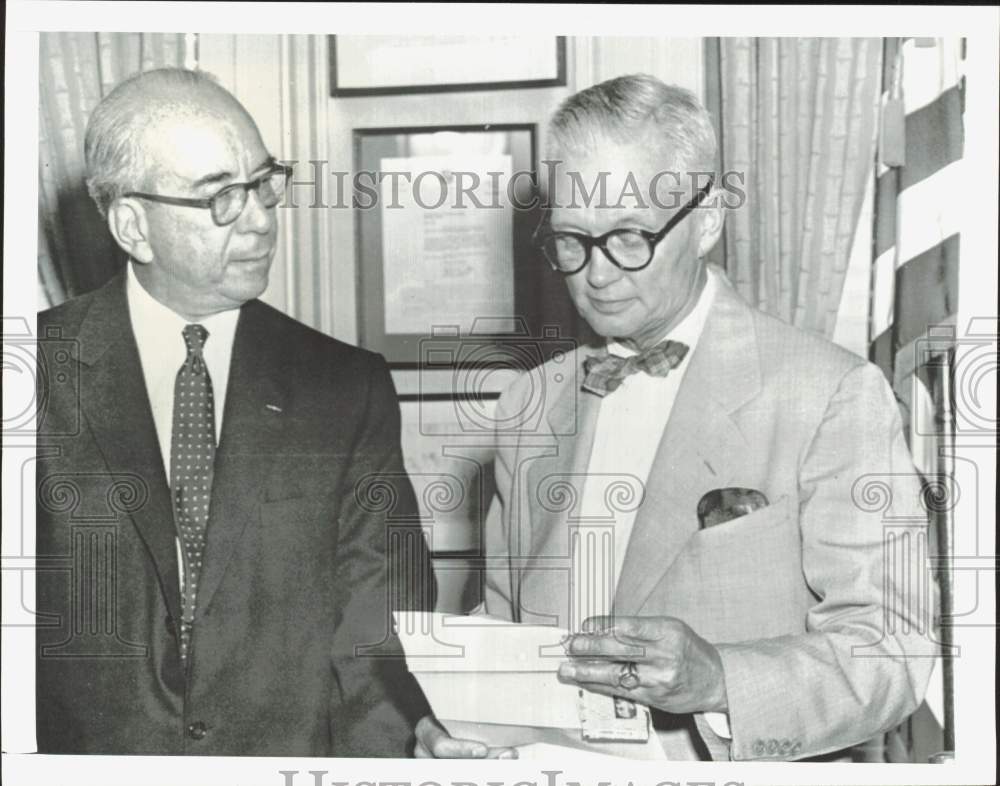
[355,123,559,367]
[330,36,566,96]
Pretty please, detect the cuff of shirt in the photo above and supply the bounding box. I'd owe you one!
[703,711,732,739]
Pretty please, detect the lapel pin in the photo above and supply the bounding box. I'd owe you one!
[265,404,283,413]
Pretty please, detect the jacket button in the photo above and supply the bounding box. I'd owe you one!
[187,721,208,740]
[752,740,765,756]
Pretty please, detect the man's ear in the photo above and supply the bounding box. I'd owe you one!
[696,191,726,258]
[107,199,154,264]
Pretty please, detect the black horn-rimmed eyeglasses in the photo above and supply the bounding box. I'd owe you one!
[534,177,714,275]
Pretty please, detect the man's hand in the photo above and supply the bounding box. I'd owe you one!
[413,715,518,759]
[557,616,728,715]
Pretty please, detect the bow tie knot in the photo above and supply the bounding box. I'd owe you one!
[582,340,689,397]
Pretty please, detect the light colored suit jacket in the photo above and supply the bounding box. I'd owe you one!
[481,268,935,761]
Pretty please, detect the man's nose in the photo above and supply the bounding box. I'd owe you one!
[585,244,622,287]
[237,187,274,234]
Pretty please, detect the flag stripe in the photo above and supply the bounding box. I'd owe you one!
[893,233,960,348]
[870,326,894,377]
[899,38,963,115]
[893,159,963,267]
[871,234,960,379]
[870,248,896,336]
[872,86,963,260]
[897,85,964,190]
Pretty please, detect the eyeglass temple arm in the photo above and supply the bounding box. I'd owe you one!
[122,192,214,208]
[649,178,715,243]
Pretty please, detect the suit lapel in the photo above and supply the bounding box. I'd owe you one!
[543,347,603,479]
[613,272,762,615]
[197,300,289,614]
[515,347,603,624]
[75,273,182,624]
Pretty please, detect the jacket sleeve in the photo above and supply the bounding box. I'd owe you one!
[328,355,436,756]
[711,361,937,760]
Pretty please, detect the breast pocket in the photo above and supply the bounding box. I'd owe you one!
[671,495,807,641]
[692,494,793,543]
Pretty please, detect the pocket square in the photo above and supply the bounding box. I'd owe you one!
[697,487,770,529]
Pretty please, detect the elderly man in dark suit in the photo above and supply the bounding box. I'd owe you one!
[36,67,433,756]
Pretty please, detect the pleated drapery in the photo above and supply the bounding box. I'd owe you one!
[714,38,882,338]
[38,32,187,308]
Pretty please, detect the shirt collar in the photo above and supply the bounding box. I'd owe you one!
[125,262,241,353]
[607,264,719,359]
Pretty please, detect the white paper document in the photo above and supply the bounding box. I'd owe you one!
[393,611,667,759]
[380,153,515,335]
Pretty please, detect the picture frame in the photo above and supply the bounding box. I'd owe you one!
[329,35,566,97]
[354,123,565,368]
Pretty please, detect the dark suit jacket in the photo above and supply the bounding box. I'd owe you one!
[36,271,434,755]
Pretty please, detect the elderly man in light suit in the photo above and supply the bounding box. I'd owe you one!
[416,74,934,761]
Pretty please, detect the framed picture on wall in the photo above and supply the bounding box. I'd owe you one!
[355,123,567,368]
[330,36,566,97]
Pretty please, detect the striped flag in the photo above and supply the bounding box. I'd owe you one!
[869,36,965,760]
[871,37,964,462]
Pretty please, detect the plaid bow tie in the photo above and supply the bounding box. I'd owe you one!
[581,340,689,397]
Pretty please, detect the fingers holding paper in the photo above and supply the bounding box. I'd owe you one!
[557,616,729,716]
[413,714,518,759]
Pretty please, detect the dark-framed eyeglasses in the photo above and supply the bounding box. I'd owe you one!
[534,177,714,275]
[124,159,294,227]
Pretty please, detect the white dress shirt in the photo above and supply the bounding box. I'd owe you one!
[575,264,732,738]
[126,263,240,589]
[126,262,239,482]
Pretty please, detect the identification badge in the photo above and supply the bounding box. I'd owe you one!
[577,689,650,742]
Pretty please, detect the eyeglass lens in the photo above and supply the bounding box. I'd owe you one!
[211,168,289,224]
[544,230,651,272]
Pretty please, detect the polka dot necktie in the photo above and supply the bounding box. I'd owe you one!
[170,324,215,663]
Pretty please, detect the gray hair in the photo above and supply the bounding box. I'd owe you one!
[547,74,717,178]
[84,67,230,216]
